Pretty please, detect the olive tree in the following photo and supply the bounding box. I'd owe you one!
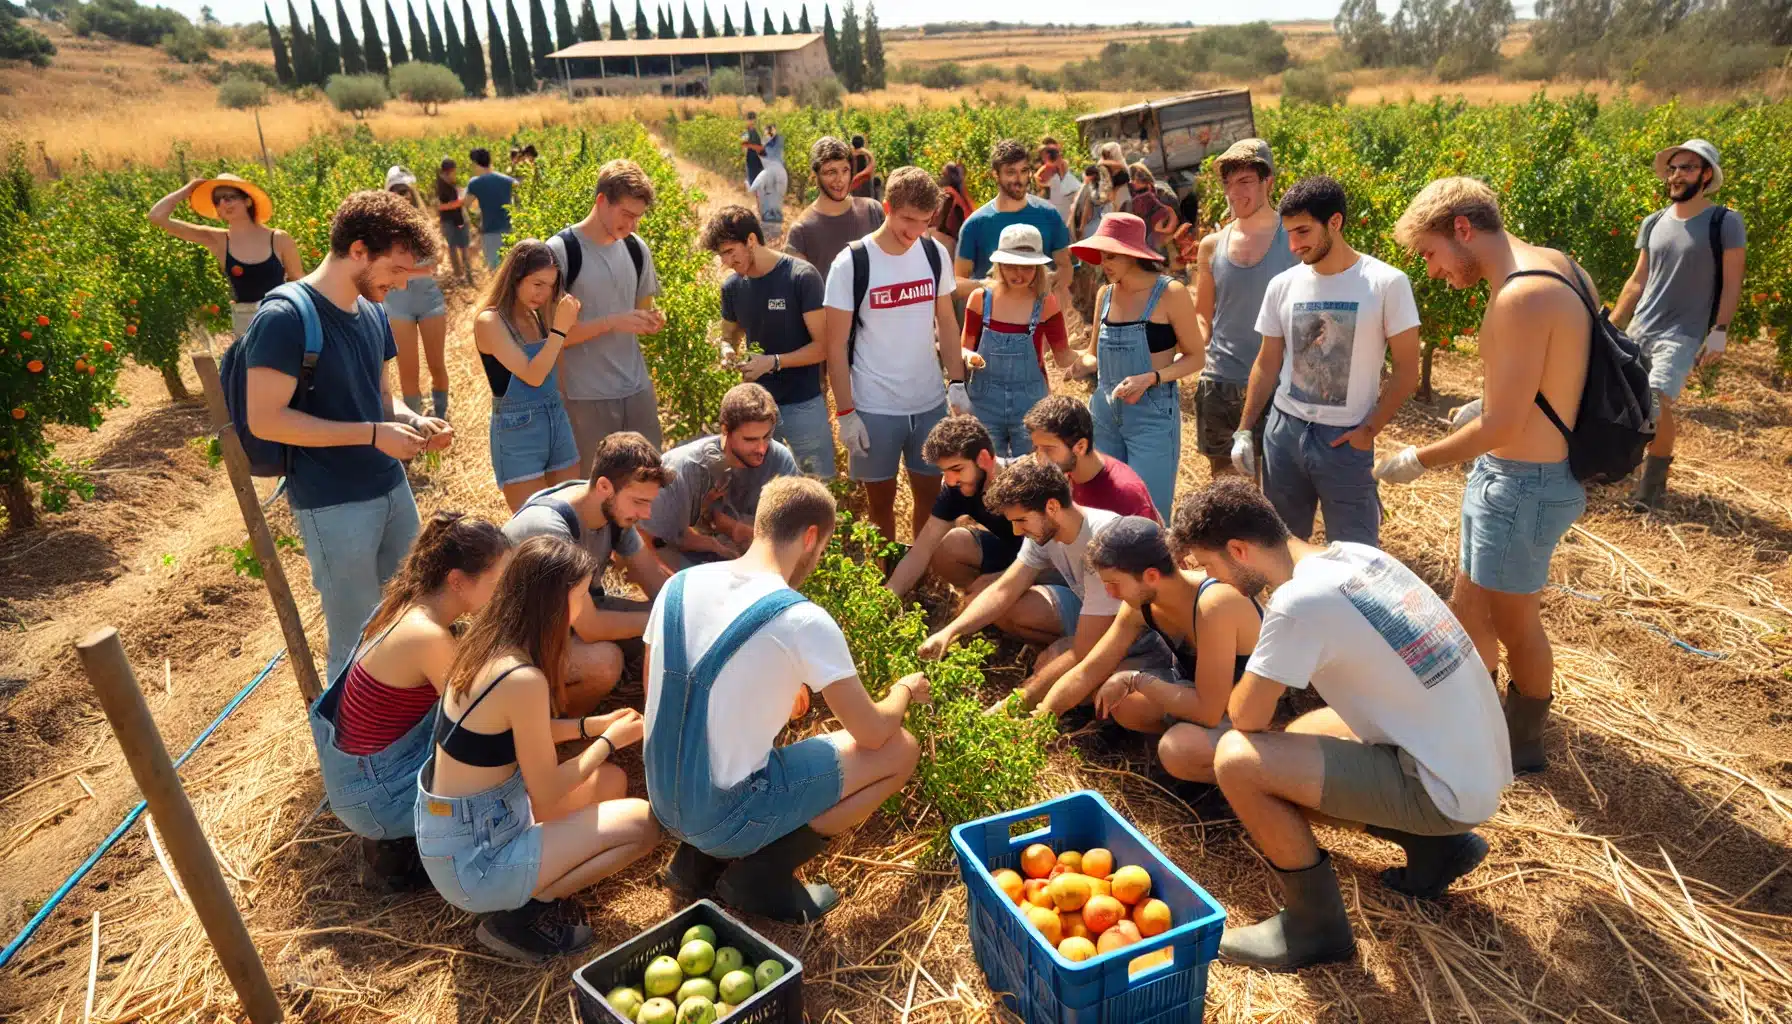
[217,74,274,170]
[324,72,389,118]
[388,60,464,114]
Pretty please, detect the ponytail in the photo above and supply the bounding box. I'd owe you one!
[361,511,511,642]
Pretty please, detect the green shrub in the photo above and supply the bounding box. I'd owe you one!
[1281,66,1344,106]
[202,59,278,86]
[388,61,464,113]
[918,61,965,89]
[69,0,186,46]
[160,23,212,63]
[325,73,390,118]
[707,65,746,96]
[792,74,842,109]
[216,74,268,110]
[0,8,54,66]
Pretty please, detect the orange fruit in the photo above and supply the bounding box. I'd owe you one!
[1059,911,1089,941]
[1025,904,1062,945]
[992,868,1024,905]
[1056,850,1083,873]
[1081,848,1114,879]
[1110,865,1152,906]
[1048,873,1092,913]
[126,324,137,335]
[1133,899,1171,937]
[10,408,24,420]
[1023,879,1053,909]
[19,330,30,340]
[1019,844,1056,880]
[102,342,113,352]
[1096,921,1141,954]
[26,360,43,373]
[1057,936,1097,962]
[1082,894,1125,934]
[35,315,48,326]
[1129,949,1173,975]
[1088,876,1111,899]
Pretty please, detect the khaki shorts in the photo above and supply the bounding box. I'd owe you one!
[1316,739,1478,836]
[1193,375,1264,458]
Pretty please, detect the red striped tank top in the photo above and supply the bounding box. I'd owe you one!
[335,662,438,755]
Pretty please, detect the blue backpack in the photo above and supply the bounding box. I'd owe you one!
[220,282,324,477]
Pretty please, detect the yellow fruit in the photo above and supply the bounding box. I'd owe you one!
[1082,894,1125,934]
[1097,921,1141,955]
[993,868,1025,905]
[1058,936,1097,962]
[1133,898,1171,937]
[1088,876,1111,899]
[1082,848,1115,879]
[1110,865,1152,906]
[1020,844,1057,879]
[1023,878,1054,909]
[1056,850,1083,873]
[1025,904,1062,945]
[1059,911,1090,940]
[1048,872,1092,912]
[1129,949,1173,975]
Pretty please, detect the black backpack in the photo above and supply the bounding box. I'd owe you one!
[1508,268,1656,484]
[1640,205,1728,333]
[553,227,645,291]
[519,481,625,598]
[846,236,944,367]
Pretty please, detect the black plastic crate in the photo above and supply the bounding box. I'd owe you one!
[573,899,803,1024]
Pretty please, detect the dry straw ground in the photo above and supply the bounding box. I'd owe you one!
[1,141,1789,1022]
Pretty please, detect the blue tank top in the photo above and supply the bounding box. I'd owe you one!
[480,310,562,406]
[1205,221,1295,384]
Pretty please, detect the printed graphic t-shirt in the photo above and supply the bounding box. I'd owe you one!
[823,235,956,416]
[1245,542,1511,824]
[1255,254,1420,427]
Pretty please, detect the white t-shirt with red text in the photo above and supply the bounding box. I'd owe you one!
[823,234,956,416]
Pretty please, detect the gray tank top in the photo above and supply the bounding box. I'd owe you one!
[1205,221,1296,384]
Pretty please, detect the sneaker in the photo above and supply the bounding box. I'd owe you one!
[476,899,595,964]
[359,838,431,892]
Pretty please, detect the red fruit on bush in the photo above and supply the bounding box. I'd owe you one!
[126,324,138,335]
[36,315,49,326]
[10,408,24,420]
[27,360,44,373]
[19,330,30,340]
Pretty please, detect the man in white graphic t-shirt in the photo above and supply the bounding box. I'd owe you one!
[1231,175,1422,548]
[825,165,971,546]
[1177,479,1510,971]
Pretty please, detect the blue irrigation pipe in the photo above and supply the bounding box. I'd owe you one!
[0,649,287,970]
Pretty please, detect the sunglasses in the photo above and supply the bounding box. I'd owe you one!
[213,189,249,203]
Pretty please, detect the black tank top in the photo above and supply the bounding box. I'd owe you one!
[435,665,524,767]
[224,230,285,303]
[1140,578,1262,683]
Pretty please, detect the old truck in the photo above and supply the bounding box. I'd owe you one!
[1075,88,1256,201]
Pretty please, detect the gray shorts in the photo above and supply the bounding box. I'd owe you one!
[564,388,663,475]
[1460,455,1584,595]
[1193,376,1257,457]
[383,275,447,323]
[1317,739,1477,836]
[849,402,947,483]
[1643,332,1702,400]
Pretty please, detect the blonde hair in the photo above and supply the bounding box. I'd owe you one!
[754,477,837,546]
[884,166,942,215]
[595,158,656,207]
[1128,162,1156,185]
[1395,176,1504,248]
[985,262,1048,300]
[1097,142,1124,163]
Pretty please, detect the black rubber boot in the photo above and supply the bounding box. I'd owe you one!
[662,842,729,900]
[1365,827,1490,899]
[476,898,595,964]
[1218,851,1356,970]
[1504,685,1553,775]
[714,826,841,924]
[1625,454,1672,512]
[359,837,430,892]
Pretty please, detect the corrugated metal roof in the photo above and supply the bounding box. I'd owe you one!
[547,33,822,59]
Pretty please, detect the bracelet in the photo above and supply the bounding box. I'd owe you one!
[835,407,855,419]
[1150,370,1161,387]
[550,328,566,339]
[772,354,781,373]
[578,716,590,739]
[370,422,377,446]
[948,379,965,386]
[594,735,614,759]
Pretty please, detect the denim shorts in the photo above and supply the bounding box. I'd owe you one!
[307,678,436,840]
[415,759,543,913]
[480,232,504,269]
[684,735,844,860]
[774,393,837,477]
[1643,333,1701,400]
[850,402,947,482]
[384,275,447,323]
[490,399,580,487]
[1460,455,1586,595]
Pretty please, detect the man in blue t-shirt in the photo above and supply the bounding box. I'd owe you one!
[954,139,1072,314]
[465,147,517,270]
[243,190,454,682]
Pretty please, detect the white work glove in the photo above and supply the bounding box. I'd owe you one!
[836,411,872,459]
[1230,430,1257,479]
[946,381,973,416]
[1373,445,1428,484]
[1697,327,1726,366]
[1450,398,1482,432]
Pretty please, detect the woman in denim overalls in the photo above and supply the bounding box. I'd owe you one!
[472,239,583,513]
[1071,212,1207,518]
[961,223,1082,457]
[414,537,659,964]
[307,512,510,890]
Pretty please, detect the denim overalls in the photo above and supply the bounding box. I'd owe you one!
[1089,275,1182,518]
[968,291,1048,457]
[645,571,844,860]
[487,313,579,488]
[306,621,437,840]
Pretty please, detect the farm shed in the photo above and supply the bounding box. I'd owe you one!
[546,33,830,99]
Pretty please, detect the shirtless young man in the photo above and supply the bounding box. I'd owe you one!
[1375,177,1594,774]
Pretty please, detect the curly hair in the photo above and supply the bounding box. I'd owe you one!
[1022,394,1094,452]
[329,189,440,262]
[810,135,851,174]
[984,458,1072,516]
[1169,478,1291,552]
[990,138,1029,171]
[700,204,764,251]
[920,414,995,466]
[1278,174,1348,228]
[719,382,780,432]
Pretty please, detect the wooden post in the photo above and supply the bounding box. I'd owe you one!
[75,628,285,1024]
[191,353,323,704]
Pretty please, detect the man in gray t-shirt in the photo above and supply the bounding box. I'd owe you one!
[785,136,885,278]
[548,160,667,472]
[1612,139,1748,510]
[640,384,800,572]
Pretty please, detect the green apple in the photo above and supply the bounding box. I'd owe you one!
[753,959,785,989]
[676,977,717,1004]
[637,996,677,1024]
[675,995,717,1024]
[717,969,756,1005]
[707,946,745,983]
[677,939,716,978]
[681,924,718,947]
[644,955,684,997]
[605,986,644,1020]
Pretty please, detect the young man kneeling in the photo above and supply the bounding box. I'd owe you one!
[885,416,1025,601]
[1032,515,1261,781]
[1181,479,1510,969]
[644,477,929,923]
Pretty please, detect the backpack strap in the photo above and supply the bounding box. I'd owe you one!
[922,235,943,293]
[1707,205,1727,333]
[847,240,870,368]
[623,233,646,284]
[553,227,584,288]
[266,282,324,395]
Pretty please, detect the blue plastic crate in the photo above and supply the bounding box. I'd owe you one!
[951,790,1226,1024]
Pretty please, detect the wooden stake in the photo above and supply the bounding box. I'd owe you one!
[191,353,322,704]
[75,627,284,1024]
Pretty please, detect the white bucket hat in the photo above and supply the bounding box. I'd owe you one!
[990,223,1054,266]
[1652,139,1723,194]
[385,164,418,190]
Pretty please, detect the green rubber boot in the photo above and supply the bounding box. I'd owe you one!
[1625,454,1672,512]
[1218,851,1356,970]
[1365,827,1490,899]
[1504,686,1553,775]
[714,826,841,924]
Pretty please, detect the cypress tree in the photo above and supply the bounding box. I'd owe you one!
[657,6,672,38]
[701,2,714,35]
[387,0,409,65]
[610,0,627,37]
[312,0,341,78]
[680,2,695,37]
[862,0,881,88]
[266,2,294,84]
[434,2,455,66]
[336,0,364,75]
[760,7,771,33]
[632,0,649,38]
[578,0,599,40]
[781,11,792,32]
[409,1,431,62]
[821,4,835,68]
[741,0,753,33]
[508,0,535,90]
[528,0,553,76]
[799,5,809,32]
[554,0,575,48]
[837,0,860,90]
[721,6,733,33]
[361,0,387,74]
[486,2,512,94]
[460,0,487,95]
[287,0,315,85]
